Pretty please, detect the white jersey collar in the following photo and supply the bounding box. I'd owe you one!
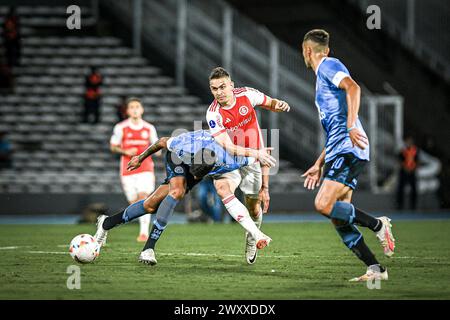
[127,119,144,130]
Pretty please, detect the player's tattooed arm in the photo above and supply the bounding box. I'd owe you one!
[127,137,169,171]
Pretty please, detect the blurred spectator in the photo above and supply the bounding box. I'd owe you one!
[82,66,103,124]
[116,95,128,122]
[196,178,223,222]
[1,7,21,68]
[0,56,14,93]
[396,136,419,210]
[0,131,13,170]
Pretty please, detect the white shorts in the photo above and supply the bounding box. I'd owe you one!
[120,172,156,203]
[213,162,262,198]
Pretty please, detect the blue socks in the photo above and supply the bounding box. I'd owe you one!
[143,195,179,250]
[122,200,146,223]
[330,201,355,224]
[334,223,362,249]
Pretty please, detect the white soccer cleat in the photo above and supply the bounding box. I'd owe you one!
[245,231,272,265]
[376,216,396,257]
[349,265,388,282]
[138,248,157,266]
[94,215,108,247]
[245,232,257,265]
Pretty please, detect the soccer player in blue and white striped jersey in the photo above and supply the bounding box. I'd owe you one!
[301,29,396,282]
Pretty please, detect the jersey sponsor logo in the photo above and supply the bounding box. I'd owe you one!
[127,132,133,138]
[174,166,184,174]
[226,115,252,132]
[239,105,249,116]
[209,120,216,128]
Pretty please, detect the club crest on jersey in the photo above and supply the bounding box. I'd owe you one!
[141,130,149,139]
[239,106,249,116]
[174,166,184,174]
[209,120,216,128]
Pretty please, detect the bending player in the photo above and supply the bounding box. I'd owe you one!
[206,67,290,264]
[94,129,275,265]
[301,29,395,282]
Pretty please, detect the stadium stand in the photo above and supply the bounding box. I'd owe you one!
[0,5,301,197]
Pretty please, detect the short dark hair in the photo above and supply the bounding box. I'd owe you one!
[190,149,217,178]
[126,97,142,107]
[209,67,230,81]
[303,29,330,47]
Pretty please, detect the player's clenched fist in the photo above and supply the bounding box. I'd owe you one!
[127,156,142,171]
[273,100,291,112]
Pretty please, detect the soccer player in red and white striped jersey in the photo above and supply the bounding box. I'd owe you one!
[110,98,159,242]
[206,67,290,264]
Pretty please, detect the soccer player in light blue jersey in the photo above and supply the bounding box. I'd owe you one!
[94,130,274,265]
[301,29,396,282]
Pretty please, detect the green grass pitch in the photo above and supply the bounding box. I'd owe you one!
[1,220,450,299]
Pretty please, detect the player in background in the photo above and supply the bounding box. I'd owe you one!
[110,98,159,242]
[95,129,276,265]
[206,67,290,264]
[300,29,395,282]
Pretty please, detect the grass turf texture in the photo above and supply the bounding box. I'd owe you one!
[1,221,450,299]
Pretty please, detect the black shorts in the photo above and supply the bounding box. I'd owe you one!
[323,153,367,190]
[162,151,201,193]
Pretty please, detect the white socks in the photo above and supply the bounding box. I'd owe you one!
[222,194,262,240]
[139,214,151,236]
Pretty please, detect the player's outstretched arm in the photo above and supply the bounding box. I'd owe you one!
[259,97,291,113]
[127,137,169,171]
[213,132,276,167]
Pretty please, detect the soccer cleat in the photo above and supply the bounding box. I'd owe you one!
[245,232,257,265]
[94,215,108,246]
[349,265,388,282]
[376,217,396,257]
[138,248,157,266]
[136,234,149,242]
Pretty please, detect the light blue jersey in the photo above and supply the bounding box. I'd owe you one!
[167,130,254,176]
[315,57,370,163]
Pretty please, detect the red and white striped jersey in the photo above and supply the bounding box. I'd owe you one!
[206,87,268,149]
[110,119,158,176]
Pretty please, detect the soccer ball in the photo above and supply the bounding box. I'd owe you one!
[69,234,100,263]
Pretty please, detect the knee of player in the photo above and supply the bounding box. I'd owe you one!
[169,188,185,201]
[214,184,231,198]
[314,197,332,215]
[143,200,157,214]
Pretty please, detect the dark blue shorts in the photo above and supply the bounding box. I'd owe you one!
[323,153,367,190]
[163,151,201,192]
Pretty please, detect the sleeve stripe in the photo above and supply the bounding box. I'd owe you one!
[331,71,350,88]
[211,129,226,137]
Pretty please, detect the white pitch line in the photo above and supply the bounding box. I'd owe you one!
[28,251,68,255]
[0,246,20,250]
